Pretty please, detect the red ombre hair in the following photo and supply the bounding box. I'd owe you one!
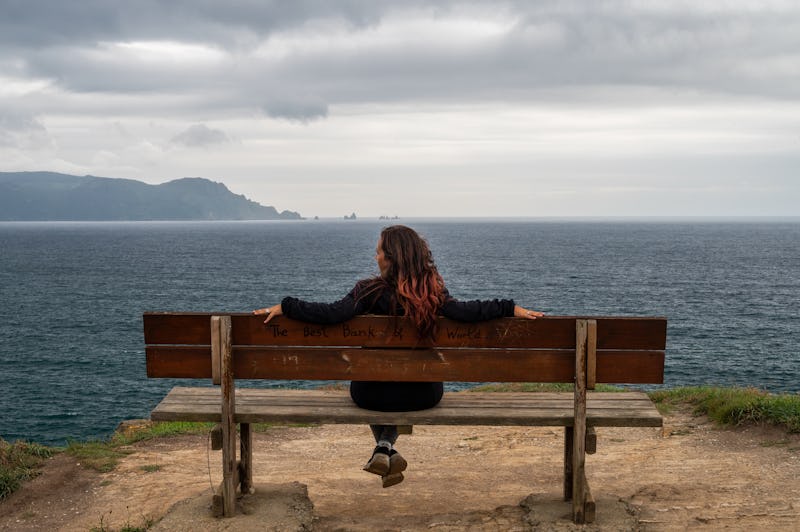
[376,225,446,338]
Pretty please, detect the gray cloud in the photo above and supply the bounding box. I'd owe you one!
[170,124,230,147]
[263,98,328,123]
[4,0,799,114]
[0,110,51,149]
[2,1,798,216]
[0,0,388,48]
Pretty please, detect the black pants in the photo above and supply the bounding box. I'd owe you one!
[349,381,444,412]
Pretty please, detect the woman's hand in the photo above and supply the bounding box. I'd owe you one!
[514,305,544,320]
[253,304,283,324]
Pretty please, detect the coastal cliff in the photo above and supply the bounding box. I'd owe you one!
[0,171,302,221]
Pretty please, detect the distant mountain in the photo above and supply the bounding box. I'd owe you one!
[0,172,302,221]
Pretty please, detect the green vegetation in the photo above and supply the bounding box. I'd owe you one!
[65,440,133,473]
[3,419,312,498]
[648,386,800,433]
[0,438,55,500]
[90,511,154,532]
[114,421,216,445]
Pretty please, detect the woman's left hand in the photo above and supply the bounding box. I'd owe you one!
[253,304,283,324]
[514,305,544,320]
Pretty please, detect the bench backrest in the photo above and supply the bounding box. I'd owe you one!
[144,313,666,385]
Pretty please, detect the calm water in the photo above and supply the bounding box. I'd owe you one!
[1,219,798,445]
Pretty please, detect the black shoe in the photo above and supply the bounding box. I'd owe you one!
[363,446,390,476]
[382,472,404,488]
[381,449,408,488]
[388,449,407,475]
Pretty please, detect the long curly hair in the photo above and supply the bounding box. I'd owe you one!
[360,225,447,338]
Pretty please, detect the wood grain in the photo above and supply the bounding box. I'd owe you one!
[144,313,666,350]
[150,388,663,427]
[146,346,665,383]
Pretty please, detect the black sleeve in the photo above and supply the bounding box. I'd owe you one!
[440,295,515,322]
[280,284,367,324]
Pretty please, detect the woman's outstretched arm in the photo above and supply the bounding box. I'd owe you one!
[514,305,545,319]
[253,303,283,324]
[441,296,544,322]
[254,288,362,325]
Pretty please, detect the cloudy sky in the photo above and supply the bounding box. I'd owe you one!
[1,1,799,217]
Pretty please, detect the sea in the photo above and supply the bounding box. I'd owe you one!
[1,219,798,446]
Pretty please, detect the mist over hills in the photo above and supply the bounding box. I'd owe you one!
[0,172,301,221]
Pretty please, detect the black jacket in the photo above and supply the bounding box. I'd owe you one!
[281,280,515,324]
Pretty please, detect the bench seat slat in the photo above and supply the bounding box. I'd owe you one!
[150,387,662,427]
[153,397,650,411]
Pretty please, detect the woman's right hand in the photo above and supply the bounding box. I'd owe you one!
[253,304,283,324]
[514,305,544,320]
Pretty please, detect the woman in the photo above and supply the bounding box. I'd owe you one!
[254,225,543,488]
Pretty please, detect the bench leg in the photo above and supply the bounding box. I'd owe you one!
[215,315,237,517]
[240,423,253,494]
[563,426,573,501]
[564,426,596,523]
[220,420,237,517]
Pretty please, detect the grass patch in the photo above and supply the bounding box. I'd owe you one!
[90,512,154,532]
[1,419,305,501]
[116,420,313,445]
[0,438,55,500]
[140,464,161,473]
[114,421,216,445]
[648,386,800,433]
[65,440,133,473]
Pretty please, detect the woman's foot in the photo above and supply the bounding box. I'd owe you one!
[382,472,404,488]
[363,446,390,476]
[388,449,407,474]
[381,449,408,488]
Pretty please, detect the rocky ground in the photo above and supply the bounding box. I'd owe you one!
[2,406,799,531]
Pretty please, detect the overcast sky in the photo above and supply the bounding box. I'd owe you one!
[1,1,799,217]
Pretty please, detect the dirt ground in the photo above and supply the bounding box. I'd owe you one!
[2,406,799,531]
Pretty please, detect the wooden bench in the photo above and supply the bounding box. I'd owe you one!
[144,312,666,524]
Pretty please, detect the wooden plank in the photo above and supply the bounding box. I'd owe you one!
[240,423,253,494]
[144,312,211,345]
[234,347,578,383]
[156,388,660,409]
[211,465,241,518]
[584,478,596,523]
[150,403,664,426]
[214,316,236,518]
[572,320,588,524]
[146,346,665,384]
[563,426,573,500]
[211,319,221,385]
[210,424,223,450]
[144,313,666,350]
[150,388,663,427]
[586,320,596,390]
[154,387,659,409]
[166,387,656,401]
[150,397,664,425]
[596,351,664,384]
[586,427,597,454]
[146,346,208,378]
